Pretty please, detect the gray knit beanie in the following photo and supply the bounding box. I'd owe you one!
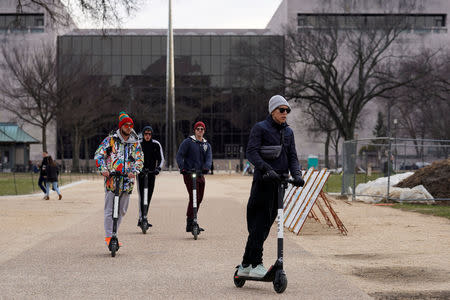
[268,95,290,113]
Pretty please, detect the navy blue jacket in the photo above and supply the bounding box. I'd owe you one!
[176,136,212,171]
[247,115,301,179]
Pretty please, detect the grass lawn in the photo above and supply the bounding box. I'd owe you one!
[323,173,383,193]
[391,203,450,220]
[0,173,99,196]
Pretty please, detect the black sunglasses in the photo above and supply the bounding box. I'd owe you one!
[278,107,291,114]
[143,132,152,136]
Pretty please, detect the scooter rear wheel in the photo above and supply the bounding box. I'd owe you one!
[273,270,287,293]
[233,270,245,288]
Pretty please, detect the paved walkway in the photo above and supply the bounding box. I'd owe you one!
[0,173,370,299]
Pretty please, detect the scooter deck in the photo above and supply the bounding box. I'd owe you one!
[234,265,278,282]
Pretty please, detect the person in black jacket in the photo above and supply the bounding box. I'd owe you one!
[237,95,304,278]
[38,151,49,197]
[137,125,164,227]
[44,156,62,200]
[176,121,212,233]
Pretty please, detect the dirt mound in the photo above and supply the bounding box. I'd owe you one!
[395,159,450,199]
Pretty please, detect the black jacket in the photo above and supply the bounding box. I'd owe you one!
[39,157,49,177]
[46,164,59,182]
[141,138,164,171]
[246,115,301,179]
[176,136,212,171]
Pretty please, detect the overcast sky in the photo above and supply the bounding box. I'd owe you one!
[75,0,283,29]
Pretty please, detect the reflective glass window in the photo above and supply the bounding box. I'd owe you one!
[82,36,92,54]
[131,37,141,55]
[112,37,121,55]
[101,55,112,74]
[122,55,132,74]
[72,36,83,55]
[131,56,141,75]
[122,36,132,55]
[191,36,201,55]
[180,36,191,55]
[92,37,102,55]
[151,36,162,55]
[142,37,151,55]
[102,38,112,55]
[112,56,121,75]
[201,36,211,55]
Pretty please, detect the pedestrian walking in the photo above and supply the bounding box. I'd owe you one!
[44,156,62,200]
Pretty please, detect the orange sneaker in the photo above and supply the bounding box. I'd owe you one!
[104,237,122,247]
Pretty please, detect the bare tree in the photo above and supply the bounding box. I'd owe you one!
[14,0,140,28]
[238,2,422,143]
[0,43,57,152]
[391,49,450,156]
[56,55,114,171]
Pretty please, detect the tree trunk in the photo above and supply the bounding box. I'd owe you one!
[58,126,66,171]
[84,137,90,172]
[324,132,330,168]
[72,126,81,172]
[41,124,47,152]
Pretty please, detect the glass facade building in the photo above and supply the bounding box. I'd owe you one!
[57,30,284,159]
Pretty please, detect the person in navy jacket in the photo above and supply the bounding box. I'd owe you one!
[237,95,304,278]
[176,121,212,233]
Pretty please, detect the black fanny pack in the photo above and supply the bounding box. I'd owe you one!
[259,129,285,160]
[259,145,282,160]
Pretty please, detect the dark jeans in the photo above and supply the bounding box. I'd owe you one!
[183,174,205,219]
[242,178,278,266]
[137,173,156,218]
[38,176,46,194]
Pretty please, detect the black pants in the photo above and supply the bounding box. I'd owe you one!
[242,178,278,266]
[183,174,205,219]
[38,175,46,194]
[137,173,156,218]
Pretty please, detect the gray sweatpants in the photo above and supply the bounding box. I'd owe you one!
[104,191,130,237]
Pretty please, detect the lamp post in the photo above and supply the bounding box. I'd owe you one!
[393,118,398,171]
[165,0,176,169]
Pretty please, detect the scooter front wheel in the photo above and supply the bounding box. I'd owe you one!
[233,270,245,288]
[109,238,119,257]
[141,219,148,234]
[273,269,287,293]
[192,225,198,240]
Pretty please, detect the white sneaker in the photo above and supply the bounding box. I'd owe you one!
[249,264,267,278]
[237,264,251,276]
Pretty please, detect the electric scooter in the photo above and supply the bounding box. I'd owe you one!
[108,171,128,257]
[187,170,203,240]
[233,174,296,293]
[138,168,156,234]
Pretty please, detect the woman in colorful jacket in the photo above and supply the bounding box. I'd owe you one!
[95,112,143,248]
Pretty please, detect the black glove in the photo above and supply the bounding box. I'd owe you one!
[155,167,161,175]
[180,169,187,175]
[263,170,280,182]
[202,169,209,174]
[292,175,305,187]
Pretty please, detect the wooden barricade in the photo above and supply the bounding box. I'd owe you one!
[283,168,347,236]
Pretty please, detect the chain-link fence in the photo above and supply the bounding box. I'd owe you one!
[342,138,450,202]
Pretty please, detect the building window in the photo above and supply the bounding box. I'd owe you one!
[297,13,447,30]
[0,13,44,32]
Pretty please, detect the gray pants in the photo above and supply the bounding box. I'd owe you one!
[104,191,130,237]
